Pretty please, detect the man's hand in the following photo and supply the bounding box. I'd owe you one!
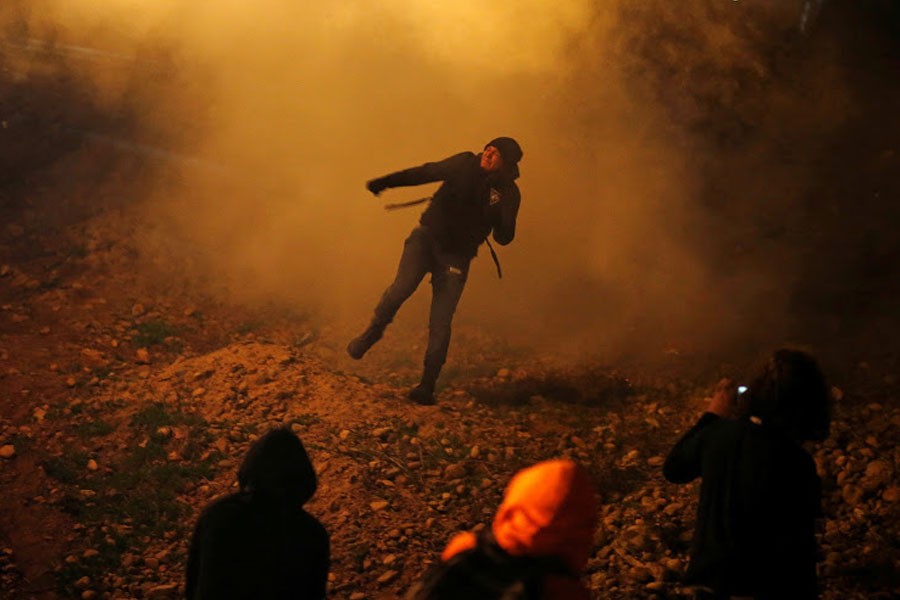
[707,378,744,419]
[366,178,388,196]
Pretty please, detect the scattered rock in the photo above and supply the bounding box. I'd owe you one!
[376,570,398,585]
[80,348,107,367]
[861,460,891,492]
[842,484,864,506]
[663,502,684,516]
[883,486,900,502]
[0,445,15,459]
[444,463,466,479]
[145,583,179,598]
[371,427,391,439]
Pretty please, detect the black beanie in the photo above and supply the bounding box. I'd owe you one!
[485,136,523,178]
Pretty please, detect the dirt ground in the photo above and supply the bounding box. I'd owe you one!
[2,39,899,600]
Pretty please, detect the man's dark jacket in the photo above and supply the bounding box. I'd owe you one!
[373,152,521,259]
[663,413,822,598]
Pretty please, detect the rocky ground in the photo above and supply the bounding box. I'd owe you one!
[0,147,900,599]
[1,87,899,600]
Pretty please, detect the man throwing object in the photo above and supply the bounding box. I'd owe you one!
[348,137,523,405]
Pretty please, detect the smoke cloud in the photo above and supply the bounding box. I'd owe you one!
[6,1,895,366]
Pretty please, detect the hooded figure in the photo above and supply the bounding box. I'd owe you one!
[409,459,598,599]
[186,428,330,600]
[348,137,524,405]
[663,349,831,599]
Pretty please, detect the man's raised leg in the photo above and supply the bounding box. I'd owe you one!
[348,228,431,359]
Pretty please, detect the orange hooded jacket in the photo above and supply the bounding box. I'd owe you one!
[441,459,598,599]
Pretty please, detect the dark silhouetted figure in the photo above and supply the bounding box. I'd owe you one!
[186,428,329,600]
[347,137,523,405]
[664,348,832,599]
[408,459,597,599]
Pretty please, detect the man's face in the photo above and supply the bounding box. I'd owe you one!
[480,145,505,172]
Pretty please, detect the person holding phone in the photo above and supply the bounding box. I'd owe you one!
[663,349,832,599]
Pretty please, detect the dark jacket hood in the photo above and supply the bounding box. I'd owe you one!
[237,428,317,505]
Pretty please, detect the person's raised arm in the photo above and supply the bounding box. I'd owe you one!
[663,379,737,483]
[366,152,472,196]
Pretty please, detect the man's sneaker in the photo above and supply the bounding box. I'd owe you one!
[346,328,382,360]
[408,384,436,406]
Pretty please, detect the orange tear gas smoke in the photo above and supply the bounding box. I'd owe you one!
[4,0,877,365]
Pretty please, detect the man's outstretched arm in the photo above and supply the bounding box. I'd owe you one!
[367,152,472,195]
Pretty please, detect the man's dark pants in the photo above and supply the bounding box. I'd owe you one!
[366,226,468,388]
